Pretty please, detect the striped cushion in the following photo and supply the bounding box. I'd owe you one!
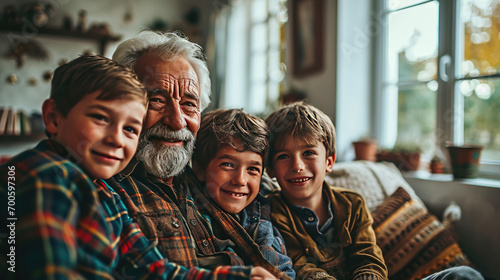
[371,187,472,280]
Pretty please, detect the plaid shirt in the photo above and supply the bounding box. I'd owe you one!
[0,140,251,280]
[109,159,292,279]
[108,159,248,268]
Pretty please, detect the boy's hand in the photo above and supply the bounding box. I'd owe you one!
[250,266,278,280]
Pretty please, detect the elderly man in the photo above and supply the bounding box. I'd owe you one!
[107,31,286,280]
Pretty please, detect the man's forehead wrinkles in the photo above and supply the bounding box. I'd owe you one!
[151,71,197,82]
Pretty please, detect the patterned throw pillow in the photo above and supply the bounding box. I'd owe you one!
[371,187,472,280]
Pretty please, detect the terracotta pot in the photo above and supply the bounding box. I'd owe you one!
[353,140,377,162]
[376,151,421,171]
[430,161,444,174]
[446,144,483,179]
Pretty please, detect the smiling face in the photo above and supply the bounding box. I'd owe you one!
[133,55,201,180]
[46,90,146,179]
[196,145,263,214]
[267,135,335,208]
[135,54,201,140]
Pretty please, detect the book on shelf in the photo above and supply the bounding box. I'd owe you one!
[19,110,32,135]
[3,108,15,135]
[0,107,8,135]
[12,108,21,136]
[0,107,43,137]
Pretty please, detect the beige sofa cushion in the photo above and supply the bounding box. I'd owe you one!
[324,160,423,212]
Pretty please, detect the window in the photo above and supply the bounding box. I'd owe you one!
[377,0,500,177]
[214,0,287,117]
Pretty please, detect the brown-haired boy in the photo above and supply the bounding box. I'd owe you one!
[0,55,253,279]
[265,102,484,280]
[192,108,295,279]
[265,102,388,280]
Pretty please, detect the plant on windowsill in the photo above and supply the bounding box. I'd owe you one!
[376,142,422,171]
[352,137,377,162]
[430,155,445,174]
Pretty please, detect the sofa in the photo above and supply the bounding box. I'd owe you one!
[323,160,477,280]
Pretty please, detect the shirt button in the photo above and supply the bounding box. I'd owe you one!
[307,216,315,222]
[305,247,310,255]
[202,240,209,247]
[172,221,179,228]
[190,219,197,226]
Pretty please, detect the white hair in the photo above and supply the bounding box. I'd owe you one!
[112,30,211,111]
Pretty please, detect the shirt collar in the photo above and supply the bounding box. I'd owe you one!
[289,183,334,234]
[114,157,141,182]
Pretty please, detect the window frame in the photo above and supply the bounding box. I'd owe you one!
[375,0,500,178]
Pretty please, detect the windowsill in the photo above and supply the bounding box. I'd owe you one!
[403,170,500,189]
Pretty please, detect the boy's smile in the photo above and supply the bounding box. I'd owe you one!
[196,145,262,214]
[268,137,335,208]
[48,90,146,179]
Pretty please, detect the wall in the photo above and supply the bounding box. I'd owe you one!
[0,0,208,156]
[285,0,374,162]
[405,175,500,279]
[284,0,337,123]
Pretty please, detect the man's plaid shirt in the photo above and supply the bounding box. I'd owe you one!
[109,158,294,280]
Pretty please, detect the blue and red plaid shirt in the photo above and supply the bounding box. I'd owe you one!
[0,140,251,279]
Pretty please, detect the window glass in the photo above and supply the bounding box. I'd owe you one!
[249,84,267,114]
[387,2,438,83]
[382,0,500,169]
[251,54,267,82]
[461,0,500,77]
[252,0,268,22]
[462,78,500,161]
[460,0,500,162]
[397,84,437,156]
[251,23,268,52]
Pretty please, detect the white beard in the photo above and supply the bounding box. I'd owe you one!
[136,123,195,179]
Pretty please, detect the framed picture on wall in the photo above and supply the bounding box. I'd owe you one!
[291,0,324,77]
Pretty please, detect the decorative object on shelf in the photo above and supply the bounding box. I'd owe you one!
[123,6,133,23]
[446,143,483,179]
[6,73,18,85]
[24,2,49,27]
[42,70,53,82]
[1,5,18,25]
[59,58,69,65]
[76,9,87,32]
[3,39,48,68]
[62,13,73,30]
[376,142,422,171]
[148,18,169,31]
[352,138,377,162]
[88,22,111,36]
[28,77,37,86]
[430,155,444,174]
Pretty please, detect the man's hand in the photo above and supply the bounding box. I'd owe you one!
[250,266,278,280]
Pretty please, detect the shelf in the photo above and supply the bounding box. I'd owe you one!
[0,23,122,54]
[0,133,45,142]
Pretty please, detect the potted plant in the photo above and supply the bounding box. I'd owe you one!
[445,143,483,179]
[430,155,444,174]
[376,142,422,171]
[352,138,377,162]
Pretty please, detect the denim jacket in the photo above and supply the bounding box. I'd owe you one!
[240,193,296,280]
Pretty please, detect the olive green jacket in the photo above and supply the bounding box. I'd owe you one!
[268,182,387,280]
